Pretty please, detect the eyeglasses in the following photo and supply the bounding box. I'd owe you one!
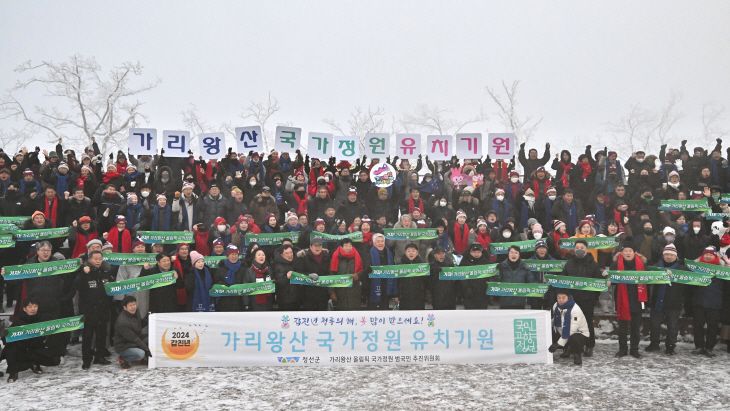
[38,248,52,253]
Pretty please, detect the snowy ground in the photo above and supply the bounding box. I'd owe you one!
[2,340,729,410]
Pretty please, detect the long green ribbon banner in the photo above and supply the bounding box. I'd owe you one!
[204,256,228,268]
[0,234,16,248]
[0,224,19,234]
[103,253,158,266]
[105,271,177,296]
[523,260,567,272]
[209,281,275,296]
[383,228,437,240]
[558,237,618,250]
[310,231,363,242]
[370,263,430,278]
[490,239,537,254]
[0,216,29,227]
[3,259,80,280]
[608,271,671,284]
[137,231,194,244]
[487,283,549,297]
[658,199,710,211]
[439,264,498,280]
[684,260,730,280]
[14,227,70,241]
[290,272,353,287]
[706,212,730,220]
[2,315,84,342]
[545,274,608,291]
[244,232,300,245]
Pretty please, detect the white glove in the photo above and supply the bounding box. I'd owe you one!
[103,208,109,217]
[308,273,319,281]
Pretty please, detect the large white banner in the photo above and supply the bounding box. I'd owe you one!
[149,310,551,368]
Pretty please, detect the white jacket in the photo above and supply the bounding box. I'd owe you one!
[551,301,590,347]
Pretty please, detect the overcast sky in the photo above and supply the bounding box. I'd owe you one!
[1,0,729,153]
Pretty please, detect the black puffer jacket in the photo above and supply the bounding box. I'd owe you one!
[559,253,603,303]
[272,249,303,305]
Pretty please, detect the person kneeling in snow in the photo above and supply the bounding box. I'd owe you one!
[113,296,152,369]
[549,289,590,365]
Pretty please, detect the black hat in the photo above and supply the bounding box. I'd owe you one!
[432,245,446,254]
[469,243,483,252]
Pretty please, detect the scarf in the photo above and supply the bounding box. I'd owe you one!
[554,295,576,340]
[264,224,277,234]
[44,197,58,226]
[55,171,71,194]
[595,201,606,225]
[293,192,308,215]
[179,197,197,231]
[250,262,269,304]
[191,267,215,312]
[408,197,424,214]
[125,171,141,181]
[116,159,128,171]
[76,174,87,189]
[639,234,652,258]
[616,255,647,321]
[655,260,679,311]
[103,171,120,183]
[579,162,592,179]
[532,178,550,196]
[362,231,374,246]
[224,258,242,286]
[493,160,509,181]
[559,161,572,188]
[563,200,578,234]
[72,229,98,258]
[273,185,284,206]
[505,182,522,202]
[710,158,722,185]
[553,231,569,257]
[152,204,171,231]
[544,197,554,229]
[194,230,210,256]
[369,246,398,303]
[126,202,143,228]
[492,199,511,225]
[438,232,450,252]
[330,246,363,274]
[280,156,292,172]
[453,223,470,255]
[20,179,41,197]
[476,230,492,249]
[285,223,302,232]
[108,228,132,253]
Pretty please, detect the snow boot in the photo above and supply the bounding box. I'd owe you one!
[82,360,91,370]
[584,347,593,357]
[704,349,716,358]
[118,356,131,370]
[7,373,18,383]
[692,348,706,355]
[31,364,43,374]
[629,348,641,359]
[666,346,676,355]
[573,352,582,365]
[94,357,111,365]
[101,349,112,358]
[559,346,571,358]
[645,343,660,352]
[615,348,628,357]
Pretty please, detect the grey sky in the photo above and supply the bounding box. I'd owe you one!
[1,0,729,153]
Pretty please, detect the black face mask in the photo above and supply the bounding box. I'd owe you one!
[6,189,16,196]
[644,227,653,234]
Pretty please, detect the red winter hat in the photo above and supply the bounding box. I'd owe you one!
[226,244,239,256]
[214,217,227,226]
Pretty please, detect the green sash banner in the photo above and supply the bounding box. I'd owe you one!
[137,231,194,244]
[0,234,16,248]
[310,231,363,242]
[718,195,730,204]
[383,228,437,240]
[658,199,710,211]
[0,216,29,227]
[3,315,84,342]
[103,253,158,266]
[667,270,713,286]
[524,260,568,272]
[14,227,70,241]
[204,256,228,268]
[558,237,618,250]
[685,260,730,280]
[369,263,430,278]
[544,274,608,291]
[105,271,177,296]
[244,232,300,245]
[490,239,537,255]
[0,224,19,234]
[439,264,498,280]
[486,283,549,297]
[3,259,80,280]
[706,212,730,220]
[209,281,275,296]
[290,272,353,288]
[608,271,671,284]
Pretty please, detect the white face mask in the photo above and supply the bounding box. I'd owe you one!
[503,231,512,239]
[217,225,226,232]
[496,195,504,201]
[249,181,256,186]
[636,158,644,163]
[439,201,447,207]
[511,177,519,183]
[694,227,701,234]
[548,195,557,201]
[141,191,150,198]
[524,196,534,202]
[668,182,679,188]
[533,232,542,239]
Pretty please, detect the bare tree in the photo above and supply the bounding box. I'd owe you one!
[231,92,281,151]
[323,106,401,153]
[701,102,728,147]
[485,80,543,146]
[0,127,33,155]
[181,104,217,150]
[0,55,160,155]
[400,104,485,136]
[606,92,684,155]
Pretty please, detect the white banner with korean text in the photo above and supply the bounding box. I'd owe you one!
[149,310,551,368]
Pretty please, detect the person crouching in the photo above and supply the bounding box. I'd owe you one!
[549,290,590,365]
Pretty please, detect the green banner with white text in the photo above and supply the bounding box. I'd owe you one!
[658,199,710,211]
[3,315,84,342]
[608,271,671,284]
[310,231,363,242]
[487,283,549,297]
[290,272,353,287]
[3,259,80,280]
[545,274,608,291]
[439,264,498,280]
[524,260,567,272]
[137,231,194,244]
[245,232,300,245]
[370,263,430,278]
[558,237,618,250]
[383,228,437,240]
[103,253,158,266]
[684,260,730,280]
[105,271,177,296]
[209,281,275,296]
[14,227,69,241]
[490,239,537,254]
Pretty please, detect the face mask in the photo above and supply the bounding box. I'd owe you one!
[665,235,675,243]
[575,249,587,258]
[6,189,16,195]
[161,175,169,182]
[636,158,644,163]
[217,225,226,232]
[249,181,256,186]
[693,227,701,234]
[511,177,519,183]
[548,195,557,201]
[439,201,447,207]
[643,195,653,200]
[524,196,534,202]
[533,232,542,239]
[644,227,653,234]
[141,191,150,198]
[496,195,504,201]
[226,179,233,185]
[503,231,512,239]
[668,182,679,188]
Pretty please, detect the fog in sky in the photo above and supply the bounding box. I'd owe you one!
[1,0,729,153]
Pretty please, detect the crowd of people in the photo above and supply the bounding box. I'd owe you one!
[0,136,729,379]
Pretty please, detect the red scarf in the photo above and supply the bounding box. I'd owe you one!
[559,162,572,188]
[614,210,627,232]
[453,223,470,255]
[493,160,509,181]
[721,234,730,248]
[507,182,520,201]
[194,230,210,255]
[408,197,424,214]
[251,264,270,304]
[532,178,550,196]
[116,159,128,171]
[72,230,98,258]
[44,197,58,226]
[553,231,569,256]
[107,228,132,253]
[616,255,646,321]
[172,256,187,306]
[330,246,363,274]
[294,192,308,215]
[476,230,492,249]
[77,174,87,189]
[103,171,120,183]
[361,231,374,246]
[579,162,592,179]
